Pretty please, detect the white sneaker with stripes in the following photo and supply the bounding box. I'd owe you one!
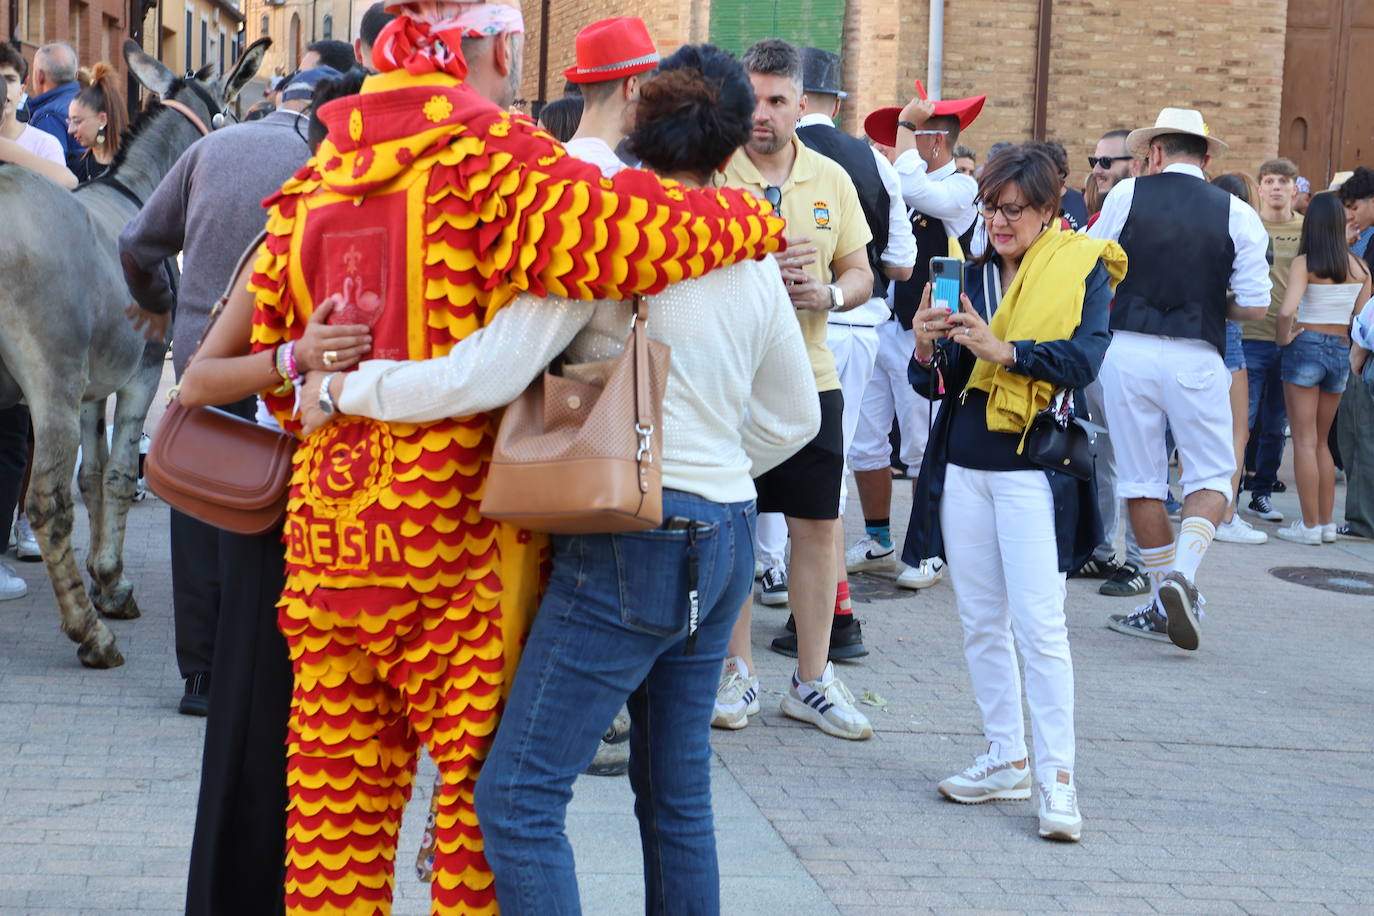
[780,662,872,740]
[712,656,760,730]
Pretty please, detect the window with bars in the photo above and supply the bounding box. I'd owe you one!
[708,0,847,57]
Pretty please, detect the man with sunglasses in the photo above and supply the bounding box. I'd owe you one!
[714,38,877,741]
[845,91,982,591]
[1089,129,1135,200]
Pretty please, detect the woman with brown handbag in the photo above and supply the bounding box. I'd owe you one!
[166,71,373,916]
[298,44,819,915]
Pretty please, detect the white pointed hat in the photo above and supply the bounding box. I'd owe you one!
[1127,108,1228,159]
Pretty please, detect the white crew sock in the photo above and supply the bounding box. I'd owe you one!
[1139,543,1175,602]
[1172,516,1217,582]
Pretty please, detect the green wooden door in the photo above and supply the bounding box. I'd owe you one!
[708,0,847,57]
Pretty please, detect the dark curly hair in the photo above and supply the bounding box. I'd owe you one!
[307,67,367,151]
[1339,166,1374,204]
[627,44,754,181]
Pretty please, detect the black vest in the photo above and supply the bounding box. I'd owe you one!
[797,122,891,301]
[1112,172,1234,352]
[891,211,976,329]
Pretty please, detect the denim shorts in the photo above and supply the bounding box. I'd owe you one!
[1222,321,1245,372]
[1280,330,1350,393]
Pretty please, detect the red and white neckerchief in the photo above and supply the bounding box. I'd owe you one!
[372,4,524,80]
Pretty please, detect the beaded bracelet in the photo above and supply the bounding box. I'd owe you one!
[271,342,298,396]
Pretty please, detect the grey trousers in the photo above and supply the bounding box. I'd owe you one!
[1337,367,1374,538]
[1081,380,1142,565]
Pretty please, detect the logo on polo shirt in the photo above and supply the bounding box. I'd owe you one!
[813,202,831,229]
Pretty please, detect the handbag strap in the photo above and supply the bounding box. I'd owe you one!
[631,295,654,494]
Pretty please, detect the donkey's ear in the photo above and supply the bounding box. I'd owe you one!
[221,38,271,105]
[193,63,215,82]
[124,39,175,97]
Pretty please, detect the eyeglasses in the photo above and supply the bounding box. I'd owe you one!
[907,129,949,137]
[1087,156,1133,170]
[763,185,782,214]
[980,201,1032,222]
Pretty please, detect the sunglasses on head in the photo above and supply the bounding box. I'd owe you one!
[1088,155,1134,170]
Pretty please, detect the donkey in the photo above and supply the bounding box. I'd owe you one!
[0,39,267,668]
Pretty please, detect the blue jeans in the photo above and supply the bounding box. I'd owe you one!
[475,490,757,916]
[1242,338,1287,496]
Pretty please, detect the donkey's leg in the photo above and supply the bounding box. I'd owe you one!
[77,400,108,597]
[89,372,160,620]
[28,388,122,668]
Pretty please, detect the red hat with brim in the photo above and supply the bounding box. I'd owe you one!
[564,17,659,84]
[863,95,987,147]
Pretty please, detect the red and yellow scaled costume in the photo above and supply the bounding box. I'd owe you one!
[248,18,784,915]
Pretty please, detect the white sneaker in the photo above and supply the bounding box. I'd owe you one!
[1275,521,1322,545]
[12,517,40,561]
[1322,523,1338,543]
[895,557,945,589]
[845,536,895,572]
[1214,516,1267,545]
[1038,771,1082,842]
[937,752,1032,803]
[779,662,872,740]
[712,656,760,730]
[0,562,27,601]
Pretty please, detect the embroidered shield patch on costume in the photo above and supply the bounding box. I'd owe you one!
[324,229,389,329]
[813,202,830,228]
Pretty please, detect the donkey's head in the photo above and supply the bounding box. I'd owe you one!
[123,38,270,130]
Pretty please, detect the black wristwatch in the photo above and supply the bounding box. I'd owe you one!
[898,120,921,132]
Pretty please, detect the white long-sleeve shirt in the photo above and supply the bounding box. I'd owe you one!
[795,113,916,327]
[338,257,820,504]
[1088,162,1272,309]
[893,152,979,237]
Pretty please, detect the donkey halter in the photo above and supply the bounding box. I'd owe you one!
[161,76,232,136]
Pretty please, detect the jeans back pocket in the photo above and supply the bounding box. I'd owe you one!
[612,522,721,637]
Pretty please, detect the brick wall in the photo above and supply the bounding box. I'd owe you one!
[521,0,1287,188]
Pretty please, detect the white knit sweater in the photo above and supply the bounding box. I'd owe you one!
[338,257,819,504]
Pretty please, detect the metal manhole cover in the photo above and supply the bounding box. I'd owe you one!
[847,571,910,602]
[1270,566,1374,595]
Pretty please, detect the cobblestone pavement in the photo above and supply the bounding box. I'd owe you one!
[1,439,1373,914]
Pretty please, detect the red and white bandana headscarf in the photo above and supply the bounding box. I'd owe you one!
[373,2,525,79]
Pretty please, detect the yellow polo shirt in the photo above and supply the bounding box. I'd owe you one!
[721,136,871,392]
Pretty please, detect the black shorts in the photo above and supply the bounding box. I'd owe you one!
[754,389,844,520]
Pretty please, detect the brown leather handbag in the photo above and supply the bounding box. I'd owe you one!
[144,235,296,536]
[480,296,669,534]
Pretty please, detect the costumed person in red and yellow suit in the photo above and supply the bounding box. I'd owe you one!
[246,2,786,914]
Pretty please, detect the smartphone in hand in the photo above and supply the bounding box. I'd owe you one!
[930,256,963,314]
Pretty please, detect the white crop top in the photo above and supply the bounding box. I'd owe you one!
[1298,282,1363,325]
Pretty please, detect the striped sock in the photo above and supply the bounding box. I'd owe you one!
[1140,543,1175,602]
[1172,517,1217,582]
[834,580,852,619]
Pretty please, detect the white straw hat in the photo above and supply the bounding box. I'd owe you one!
[1126,107,1228,159]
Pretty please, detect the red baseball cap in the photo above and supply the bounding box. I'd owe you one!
[563,17,659,84]
[863,95,987,147]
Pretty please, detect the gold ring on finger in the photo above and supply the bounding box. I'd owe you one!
[323,350,338,367]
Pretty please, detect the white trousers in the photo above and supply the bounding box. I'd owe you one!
[941,464,1075,781]
[850,320,937,472]
[756,323,881,569]
[1098,331,1235,501]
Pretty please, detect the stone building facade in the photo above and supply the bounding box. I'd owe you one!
[522,0,1301,188]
